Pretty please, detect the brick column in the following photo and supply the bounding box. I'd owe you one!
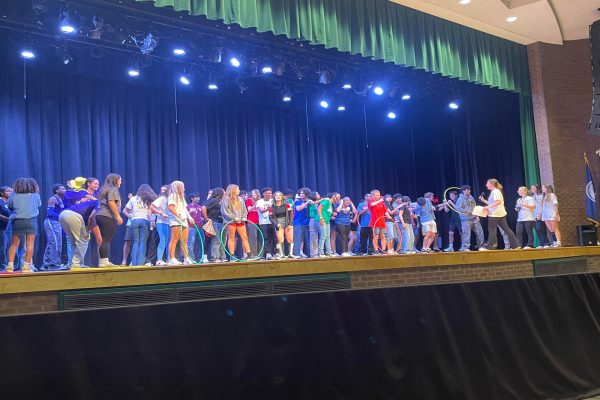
[528,40,600,245]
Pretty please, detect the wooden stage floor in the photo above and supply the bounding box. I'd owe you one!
[2,246,600,296]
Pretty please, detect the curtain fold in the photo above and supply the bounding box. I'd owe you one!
[138,0,540,184]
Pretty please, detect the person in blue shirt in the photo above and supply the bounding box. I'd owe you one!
[0,186,12,268]
[357,193,373,255]
[414,196,437,253]
[7,178,41,273]
[42,183,66,270]
[336,197,357,256]
[291,187,311,259]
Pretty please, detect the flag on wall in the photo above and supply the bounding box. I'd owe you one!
[585,153,598,225]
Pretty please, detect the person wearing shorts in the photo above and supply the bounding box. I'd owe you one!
[368,190,388,254]
[414,197,436,253]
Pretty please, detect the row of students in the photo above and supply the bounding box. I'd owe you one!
[0,175,562,271]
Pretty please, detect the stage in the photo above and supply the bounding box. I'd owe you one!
[2,246,600,315]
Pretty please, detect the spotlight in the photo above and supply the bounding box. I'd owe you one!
[401,94,411,100]
[127,58,140,77]
[229,56,241,68]
[506,16,518,23]
[135,33,157,55]
[208,81,218,90]
[20,50,35,59]
[337,105,346,112]
[387,111,397,119]
[449,102,459,110]
[459,0,471,4]
[274,62,286,76]
[173,48,186,56]
[319,100,329,109]
[318,69,331,85]
[342,83,352,90]
[59,12,75,33]
[261,65,273,74]
[179,75,190,85]
[55,46,73,65]
[282,86,292,102]
[373,86,384,96]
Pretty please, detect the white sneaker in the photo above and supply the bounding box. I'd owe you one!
[168,258,182,265]
[183,258,194,265]
[444,246,454,252]
[156,260,167,266]
[522,246,531,250]
[327,253,340,257]
[478,247,489,251]
[266,253,273,260]
[551,242,561,248]
[543,245,550,248]
[341,252,351,257]
[387,250,394,255]
[300,252,308,258]
[144,262,153,266]
[201,256,209,263]
[290,255,301,259]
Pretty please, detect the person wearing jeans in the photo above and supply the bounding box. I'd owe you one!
[400,196,415,253]
[291,188,311,259]
[150,185,171,265]
[256,187,275,260]
[0,186,13,268]
[308,192,322,258]
[124,184,156,266]
[203,187,226,262]
[318,193,339,257]
[42,183,66,269]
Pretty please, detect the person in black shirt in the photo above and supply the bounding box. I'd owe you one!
[0,186,12,268]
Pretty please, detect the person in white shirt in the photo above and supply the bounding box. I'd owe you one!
[167,181,194,265]
[123,184,156,266]
[256,187,275,260]
[478,178,518,250]
[542,184,561,247]
[530,184,551,248]
[150,185,171,265]
[514,186,535,249]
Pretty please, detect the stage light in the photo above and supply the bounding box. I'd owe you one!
[373,86,384,96]
[127,68,139,77]
[506,16,518,23]
[136,33,157,55]
[387,111,397,119]
[179,75,190,85]
[401,94,411,100]
[229,57,241,68]
[20,50,35,59]
[55,46,73,65]
[459,0,471,4]
[261,65,273,74]
[319,100,329,109]
[342,83,352,90]
[173,48,186,56]
[59,12,75,33]
[318,69,331,85]
[449,102,459,110]
[208,82,218,90]
[282,86,292,102]
[337,105,346,112]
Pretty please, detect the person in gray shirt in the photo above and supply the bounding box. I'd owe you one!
[453,185,485,251]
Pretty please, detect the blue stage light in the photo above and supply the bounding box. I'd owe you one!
[127,68,139,77]
[261,65,273,74]
[229,57,241,68]
[173,48,186,56]
[449,102,459,110]
[342,83,352,90]
[401,94,411,100]
[179,75,190,85]
[208,83,218,90]
[373,86,384,95]
[387,111,397,119]
[319,100,329,109]
[282,95,292,102]
[59,12,75,33]
[20,50,35,59]
[337,105,346,111]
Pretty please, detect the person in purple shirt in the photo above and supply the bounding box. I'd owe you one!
[59,200,98,269]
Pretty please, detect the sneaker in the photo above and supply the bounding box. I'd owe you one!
[319,254,327,258]
[156,260,167,266]
[168,258,182,266]
[361,253,370,256]
[274,254,282,260]
[543,245,550,249]
[444,246,454,252]
[266,253,273,260]
[201,256,209,263]
[300,252,308,258]
[522,246,531,250]
[183,258,194,265]
[459,248,471,252]
[478,247,489,251]
[387,250,394,255]
[290,255,301,259]
[327,253,340,257]
[551,242,561,248]
[341,252,351,257]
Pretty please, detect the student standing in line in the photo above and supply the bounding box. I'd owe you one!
[515,186,536,249]
[167,181,193,265]
[221,184,251,260]
[291,188,311,259]
[442,191,462,252]
[542,184,562,247]
[368,190,387,254]
[203,187,226,263]
[6,178,41,273]
[124,184,157,266]
[186,192,204,261]
[256,187,276,260]
[400,196,415,254]
[245,189,261,257]
[96,174,123,267]
[42,183,66,269]
[454,185,485,251]
[272,191,289,259]
[335,196,356,257]
[357,193,373,255]
[317,192,339,257]
[0,186,11,268]
[150,185,171,266]
[531,184,550,248]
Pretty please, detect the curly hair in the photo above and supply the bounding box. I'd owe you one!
[13,177,39,194]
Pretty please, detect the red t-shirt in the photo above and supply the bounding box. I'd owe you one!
[245,198,259,224]
[368,199,387,228]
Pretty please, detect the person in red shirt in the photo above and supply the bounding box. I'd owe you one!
[368,189,388,254]
[245,189,261,256]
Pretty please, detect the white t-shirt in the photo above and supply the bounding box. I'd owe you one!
[167,193,189,226]
[152,196,170,225]
[256,198,274,225]
[516,196,535,221]
[125,195,150,220]
[487,189,507,217]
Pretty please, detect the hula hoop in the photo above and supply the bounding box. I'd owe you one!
[178,222,206,264]
[219,220,265,262]
[370,215,403,253]
[442,187,469,215]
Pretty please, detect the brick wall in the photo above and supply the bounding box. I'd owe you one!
[0,291,58,316]
[528,40,600,246]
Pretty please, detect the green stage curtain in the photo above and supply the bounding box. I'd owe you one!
[138,0,540,184]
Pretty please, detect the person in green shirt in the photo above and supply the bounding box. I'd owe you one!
[308,192,322,257]
[318,193,341,257]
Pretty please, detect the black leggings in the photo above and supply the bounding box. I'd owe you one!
[358,226,373,254]
[487,216,518,249]
[336,224,350,253]
[96,215,117,258]
[516,221,534,248]
[534,219,550,246]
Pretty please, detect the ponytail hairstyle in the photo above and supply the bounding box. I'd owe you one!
[487,178,503,191]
